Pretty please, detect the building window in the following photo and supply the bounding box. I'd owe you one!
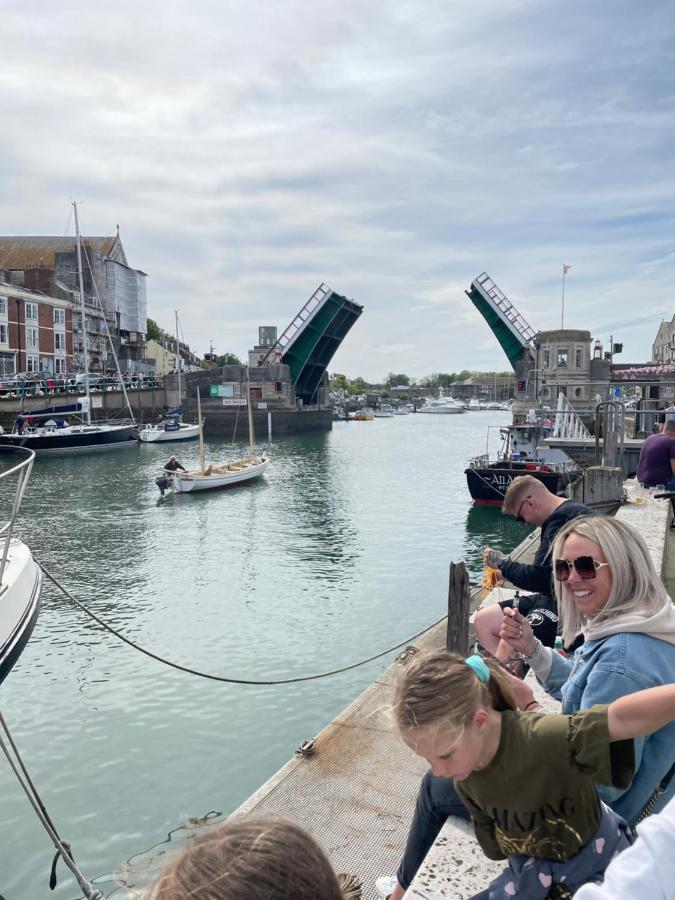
[26,326,38,349]
[0,323,7,344]
[543,349,550,368]
[54,308,66,325]
[25,302,38,320]
[0,297,7,316]
[575,348,583,368]
[55,357,66,375]
[574,387,583,398]
[26,354,39,373]
[54,332,66,351]
[557,349,569,368]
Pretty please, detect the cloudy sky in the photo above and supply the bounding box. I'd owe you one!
[2,0,674,380]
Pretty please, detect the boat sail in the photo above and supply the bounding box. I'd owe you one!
[139,311,200,443]
[0,202,138,453]
[157,376,268,494]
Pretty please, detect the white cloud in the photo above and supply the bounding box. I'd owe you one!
[1,0,674,379]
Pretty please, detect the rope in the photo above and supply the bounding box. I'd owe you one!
[37,559,447,686]
[0,711,104,899]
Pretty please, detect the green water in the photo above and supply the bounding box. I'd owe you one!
[0,411,529,898]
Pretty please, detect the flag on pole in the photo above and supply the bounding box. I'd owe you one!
[563,264,571,274]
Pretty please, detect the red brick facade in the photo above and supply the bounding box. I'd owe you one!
[0,287,73,376]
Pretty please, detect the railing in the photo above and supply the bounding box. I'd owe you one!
[551,393,592,439]
[258,283,333,367]
[0,448,36,587]
[473,272,537,343]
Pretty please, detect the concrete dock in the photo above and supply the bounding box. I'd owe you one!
[230,488,671,898]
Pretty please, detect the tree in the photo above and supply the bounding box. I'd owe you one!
[330,373,350,393]
[384,372,410,388]
[146,318,163,341]
[216,352,243,366]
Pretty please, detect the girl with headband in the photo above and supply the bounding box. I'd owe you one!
[393,651,675,899]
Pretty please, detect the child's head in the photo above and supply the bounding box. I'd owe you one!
[393,651,517,781]
[147,816,344,900]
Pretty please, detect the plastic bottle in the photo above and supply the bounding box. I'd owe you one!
[554,636,565,656]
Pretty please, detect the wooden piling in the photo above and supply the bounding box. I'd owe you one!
[446,561,470,655]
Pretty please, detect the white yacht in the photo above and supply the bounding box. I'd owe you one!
[418,387,466,415]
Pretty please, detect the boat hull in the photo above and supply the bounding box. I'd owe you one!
[0,540,43,686]
[465,464,567,505]
[139,423,200,443]
[418,407,465,414]
[169,458,269,492]
[0,424,138,454]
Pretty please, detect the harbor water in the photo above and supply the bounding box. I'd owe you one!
[0,411,529,898]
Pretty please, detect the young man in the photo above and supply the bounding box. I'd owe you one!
[475,475,592,660]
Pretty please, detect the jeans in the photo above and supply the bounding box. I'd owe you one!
[395,771,470,889]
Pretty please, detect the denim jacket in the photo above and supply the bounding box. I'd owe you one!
[544,632,675,826]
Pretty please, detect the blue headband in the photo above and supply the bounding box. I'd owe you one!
[465,655,490,683]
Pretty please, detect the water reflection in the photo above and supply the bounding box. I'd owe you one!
[463,502,531,580]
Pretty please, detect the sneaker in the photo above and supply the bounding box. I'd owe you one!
[375,875,399,899]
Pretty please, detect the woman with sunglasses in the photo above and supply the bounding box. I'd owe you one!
[500,515,675,826]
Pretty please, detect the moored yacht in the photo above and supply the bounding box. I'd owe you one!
[418,387,466,414]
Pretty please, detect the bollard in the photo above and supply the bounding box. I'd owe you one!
[446,561,470,655]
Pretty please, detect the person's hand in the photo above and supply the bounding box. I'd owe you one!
[500,607,537,657]
[483,547,506,569]
[498,666,540,710]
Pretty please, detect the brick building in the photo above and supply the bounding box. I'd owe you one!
[0,282,73,377]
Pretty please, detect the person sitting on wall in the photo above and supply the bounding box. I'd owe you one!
[637,419,675,527]
[164,456,186,472]
[475,475,592,665]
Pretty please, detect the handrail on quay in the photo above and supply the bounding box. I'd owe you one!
[0,447,35,586]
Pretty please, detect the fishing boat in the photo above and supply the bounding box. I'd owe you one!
[139,312,200,443]
[0,203,137,454]
[418,387,466,414]
[157,381,268,494]
[465,422,579,505]
[0,448,43,685]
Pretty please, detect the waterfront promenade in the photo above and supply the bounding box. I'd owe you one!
[232,490,671,899]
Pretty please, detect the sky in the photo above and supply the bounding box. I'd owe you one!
[1,0,674,381]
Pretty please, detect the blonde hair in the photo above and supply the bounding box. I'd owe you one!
[501,475,549,515]
[394,651,517,738]
[147,817,343,900]
[552,516,672,646]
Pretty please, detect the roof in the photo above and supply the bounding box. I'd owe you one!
[0,235,122,269]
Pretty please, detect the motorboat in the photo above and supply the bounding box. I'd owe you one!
[349,408,374,421]
[394,405,412,415]
[374,404,394,418]
[465,421,579,505]
[466,399,482,411]
[418,388,466,414]
[0,448,43,685]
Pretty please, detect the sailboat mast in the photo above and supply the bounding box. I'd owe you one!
[197,387,205,475]
[175,310,181,403]
[246,369,254,459]
[73,201,92,426]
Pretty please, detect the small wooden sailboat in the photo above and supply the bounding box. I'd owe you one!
[139,311,200,443]
[157,381,268,494]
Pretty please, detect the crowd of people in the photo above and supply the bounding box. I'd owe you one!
[138,467,675,899]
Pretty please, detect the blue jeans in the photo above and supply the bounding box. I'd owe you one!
[395,771,470,889]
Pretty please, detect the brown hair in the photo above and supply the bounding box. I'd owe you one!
[147,817,343,900]
[664,419,675,434]
[501,475,549,515]
[393,651,517,738]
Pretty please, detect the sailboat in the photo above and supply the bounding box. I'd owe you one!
[157,378,268,494]
[139,312,200,443]
[0,202,138,453]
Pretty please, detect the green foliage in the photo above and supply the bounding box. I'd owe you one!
[146,318,163,341]
[216,352,243,366]
[384,372,410,387]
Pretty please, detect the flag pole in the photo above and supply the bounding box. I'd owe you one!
[561,264,571,328]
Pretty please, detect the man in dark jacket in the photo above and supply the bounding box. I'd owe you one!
[475,475,592,659]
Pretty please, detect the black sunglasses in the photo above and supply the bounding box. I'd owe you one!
[515,498,528,523]
[554,556,610,582]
